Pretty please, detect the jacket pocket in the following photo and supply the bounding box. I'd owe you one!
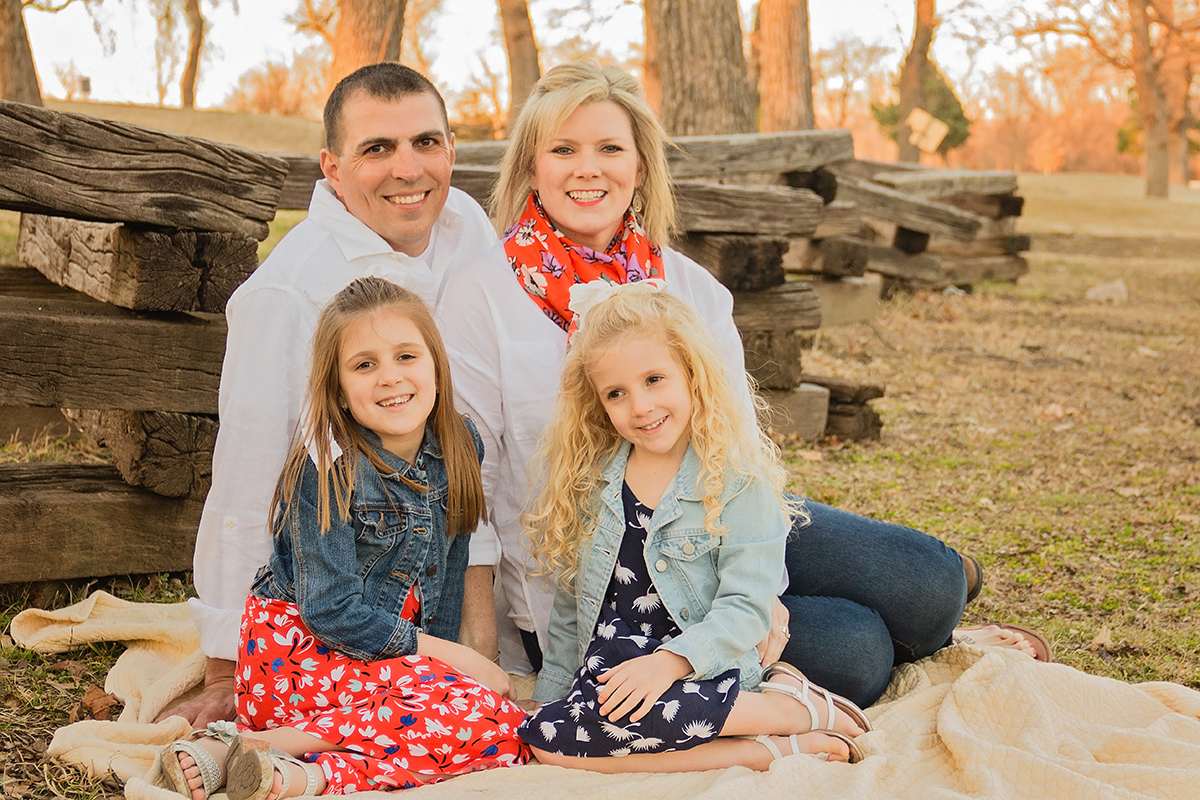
[355,505,409,539]
[658,529,719,562]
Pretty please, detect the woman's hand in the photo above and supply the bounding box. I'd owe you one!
[596,649,692,722]
[417,633,515,700]
[757,599,791,667]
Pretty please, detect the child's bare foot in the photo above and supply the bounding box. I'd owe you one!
[760,664,868,738]
[954,623,1052,661]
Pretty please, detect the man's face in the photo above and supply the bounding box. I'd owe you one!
[319,91,455,257]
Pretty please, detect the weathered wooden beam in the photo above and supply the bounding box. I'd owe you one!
[18,214,257,313]
[939,255,1029,285]
[830,158,925,181]
[939,192,1025,219]
[927,235,1031,259]
[0,264,79,299]
[674,234,787,291]
[873,169,1018,198]
[826,403,883,441]
[733,283,821,390]
[0,294,225,413]
[0,463,200,582]
[675,181,823,237]
[452,130,856,178]
[800,373,885,405]
[764,383,829,442]
[783,167,838,204]
[63,410,217,500]
[0,100,287,239]
[811,200,862,239]
[863,242,942,282]
[832,172,984,241]
[783,237,868,278]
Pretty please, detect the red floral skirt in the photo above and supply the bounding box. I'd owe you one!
[236,596,529,793]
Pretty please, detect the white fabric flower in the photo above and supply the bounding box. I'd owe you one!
[567,277,667,332]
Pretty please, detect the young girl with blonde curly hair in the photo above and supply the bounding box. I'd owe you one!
[517,280,870,773]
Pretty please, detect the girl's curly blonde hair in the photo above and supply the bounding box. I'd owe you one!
[522,283,802,590]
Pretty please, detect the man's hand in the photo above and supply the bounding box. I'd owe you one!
[458,565,499,661]
[155,657,237,726]
[756,598,791,667]
[596,650,691,723]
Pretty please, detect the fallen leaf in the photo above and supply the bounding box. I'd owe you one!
[977,497,995,508]
[1041,403,1066,419]
[80,685,120,721]
[48,660,87,679]
[1115,487,1142,497]
[795,450,823,462]
[1088,626,1112,652]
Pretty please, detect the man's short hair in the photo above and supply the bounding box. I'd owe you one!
[323,63,451,154]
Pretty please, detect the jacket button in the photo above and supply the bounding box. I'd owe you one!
[682,542,695,555]
[655,560,667,572]
[680,608,689,620]
[426,565,438,576]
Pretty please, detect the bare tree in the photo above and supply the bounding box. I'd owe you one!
[292,0,407,92]
[1,0,42,104]
[498,0,539,127]
[752,0,814,131]
[813,35,893,128]
[1017,0,1200,197]
[643,0,755,135]
[898,0,936,162]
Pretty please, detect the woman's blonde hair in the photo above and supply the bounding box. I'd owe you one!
[271,277,485,537]
[522,283,798,589]
[490,61,677,246]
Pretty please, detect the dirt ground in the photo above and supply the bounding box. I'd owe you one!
[2,232,1199,798]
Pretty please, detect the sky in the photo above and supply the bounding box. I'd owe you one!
[23,0,1002,110]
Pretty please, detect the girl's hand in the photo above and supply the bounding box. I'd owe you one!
[757,599,791,667]
[417,633,516,700]
[596,650,692,722]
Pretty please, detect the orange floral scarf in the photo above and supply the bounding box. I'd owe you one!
[502,193,665,332]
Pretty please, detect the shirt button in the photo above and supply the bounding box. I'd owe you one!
[680,608,689,621]
[682,542,695,555]
[655,560,667,572]
[426,565,438,576]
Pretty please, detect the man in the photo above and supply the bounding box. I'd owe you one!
[159,63,499,725]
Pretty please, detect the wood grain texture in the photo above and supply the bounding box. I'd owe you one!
[733,282,821,390]
[18,213,257,312]
[927,235,1031,258]
[873,169,1018,198]
[675,180,823,236]
[800,373,885,405]
[674,233,787,291]
[939,192,1025,219]
[450,130,855,177]
[0,463,200,582]
[0,264,79,299]
[783,237,868,277]
[863,242,943,282]
[811,200,862,239]
[939,255,1029,285]
[832,172,983,241]
[0,100,288,239]
[0,294,225,413]
[64,409,216,500]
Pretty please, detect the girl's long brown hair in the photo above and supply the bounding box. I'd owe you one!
[271,277,485,537]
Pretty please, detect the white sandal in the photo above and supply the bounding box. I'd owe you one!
[755,731,865,764]
[161,720,240,798]
[759,661,873,733]
[225,734,324,800]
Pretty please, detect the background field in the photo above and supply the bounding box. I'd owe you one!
[1,105,1198,798]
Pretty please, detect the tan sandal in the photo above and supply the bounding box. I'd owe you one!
[759,661,873,733]
[160,720,240,798]
[225,734,323,800]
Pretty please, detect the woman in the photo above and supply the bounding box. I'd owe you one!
[437,62,1042,709]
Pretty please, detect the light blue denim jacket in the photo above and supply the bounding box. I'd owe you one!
[250,419,483,663]
[533,441,788,703]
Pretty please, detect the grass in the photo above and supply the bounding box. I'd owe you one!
[1018,172,1200,238]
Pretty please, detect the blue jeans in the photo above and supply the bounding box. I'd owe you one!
[777,497,967,708]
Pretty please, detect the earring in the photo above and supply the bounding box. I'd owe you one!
[632,189,645,215]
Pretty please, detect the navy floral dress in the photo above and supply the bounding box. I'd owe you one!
[519,483,739,757]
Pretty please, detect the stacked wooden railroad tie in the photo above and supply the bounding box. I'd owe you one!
[827,159,1029,294]
[0,98,288,584]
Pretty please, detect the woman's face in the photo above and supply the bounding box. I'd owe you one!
[529,100,644,251]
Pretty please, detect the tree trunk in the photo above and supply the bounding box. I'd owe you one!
[1127,0,1171,197]
[897,0,935,163]
[754,0,814,131]
[498,0,539,131]
[643,0,662,113]
[329,0,407,92]
[0,0,41,106]
[180,0,205,109]
[643,0,755,135]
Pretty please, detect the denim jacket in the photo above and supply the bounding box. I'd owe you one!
[533,441,788,702]
[250,419,483,663]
